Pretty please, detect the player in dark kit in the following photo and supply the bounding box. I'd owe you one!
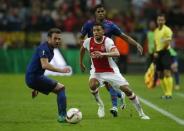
[25,28,70,123]
[80,4,143,117]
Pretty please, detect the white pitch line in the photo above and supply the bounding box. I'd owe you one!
[175,92,184,98]
[139,97,184,125]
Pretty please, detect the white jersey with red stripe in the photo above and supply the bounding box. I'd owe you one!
[83,36,120,74]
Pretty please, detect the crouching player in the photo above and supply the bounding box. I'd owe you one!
[80,23,150,119]
[25,28,70,123]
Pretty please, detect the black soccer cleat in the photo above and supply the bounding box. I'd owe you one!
[110,107,118,117]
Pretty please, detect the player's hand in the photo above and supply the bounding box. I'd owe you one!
[80,63,86,72]
[93,51,103,58]
[32,90,38,99]
[136,44,143,55]
[91,52,96,58]
[61,67,70,73]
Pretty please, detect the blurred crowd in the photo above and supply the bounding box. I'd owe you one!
[0,0,101,32]
[0,0,184,48]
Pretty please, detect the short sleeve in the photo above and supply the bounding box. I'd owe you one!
[112,23,124,36]
[105,37,116,52]
[38,48,49,58]
[81,22,89,36]
[164,27,173,40]
[83,38,91,51]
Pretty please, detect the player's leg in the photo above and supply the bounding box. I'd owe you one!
[119,85,150,120]
[52,83,67,123]
[163,69,173,98]
[89,78,105,118]
[104,82,118,117]
[171,60,180,90]
[162,51,173,99]
[35,75,67,122]
[26,75,67,122]
[155,52,167,98]
[157,71,168,98]
[104,82,125,117]
[104,73,149,120]
[104,82,118,109]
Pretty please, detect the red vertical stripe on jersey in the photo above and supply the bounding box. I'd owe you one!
[89,37,114,73]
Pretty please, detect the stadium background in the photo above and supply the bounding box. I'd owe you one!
[0,0,184,74]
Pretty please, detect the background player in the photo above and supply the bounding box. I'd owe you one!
[80,23,150,119]
[25,28,70,122]
[169,47,180,90]
[80,4,143,117]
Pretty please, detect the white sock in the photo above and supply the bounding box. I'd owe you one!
[95,92,104,107]
[91,89,104,107]
[129,93,144,116]
[121,91,126,99]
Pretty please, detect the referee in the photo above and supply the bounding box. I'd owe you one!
[154,14,173,99]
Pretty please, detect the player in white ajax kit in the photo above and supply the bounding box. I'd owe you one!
[80,23,150,120]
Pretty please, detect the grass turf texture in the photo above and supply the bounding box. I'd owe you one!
[0,74,184,131]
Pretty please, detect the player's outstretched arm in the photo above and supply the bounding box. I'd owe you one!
[79,46,86,72]
[40,58,70,73]
[120,33,143,55]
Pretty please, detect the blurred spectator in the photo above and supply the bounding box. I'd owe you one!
[145,20,156,67]
[0,0,183,49]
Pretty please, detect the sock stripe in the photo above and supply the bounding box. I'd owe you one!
[128,93,136,100]
[90,88,98,94]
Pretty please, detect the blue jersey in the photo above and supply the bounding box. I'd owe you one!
[81,19,123,38]
[26,42,54,77]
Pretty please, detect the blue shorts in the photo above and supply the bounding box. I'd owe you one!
[26,75,57,95]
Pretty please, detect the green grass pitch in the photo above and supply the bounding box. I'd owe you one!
[0,74,184,131]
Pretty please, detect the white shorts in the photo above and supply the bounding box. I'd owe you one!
[89,72,129,90]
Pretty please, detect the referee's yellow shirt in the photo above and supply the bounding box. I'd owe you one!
[154,25,173,51]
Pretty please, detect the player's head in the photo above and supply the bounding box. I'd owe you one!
[148,20,156,31]
[93,23,105,40]
[157,14,166,27]
[94,4,106,21]
[47,28,62,48]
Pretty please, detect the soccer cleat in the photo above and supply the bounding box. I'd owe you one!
[97,105,105,118]
[110,107,118,117]
[140,114,150,120]
[160,95,172,100]
[120,104,126,110]
[57,115,66,123]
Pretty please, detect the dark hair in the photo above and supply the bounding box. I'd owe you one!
[93,23,105,29]
[47,28,61,37]
[157,13,166,18]
[94,4,105,13]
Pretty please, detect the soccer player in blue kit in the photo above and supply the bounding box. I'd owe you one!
[25,28,70,123]
[80,4,143,117]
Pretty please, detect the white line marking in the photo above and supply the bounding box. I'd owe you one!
[139,97,184,125]
[175,92,184,98]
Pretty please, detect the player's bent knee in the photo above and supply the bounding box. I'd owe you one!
[128,92,136,100]
[89,84,97,91]
[53,83,65,94]
[89,78,99,90]
[90,88,98,94]
[120,85,132,96]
